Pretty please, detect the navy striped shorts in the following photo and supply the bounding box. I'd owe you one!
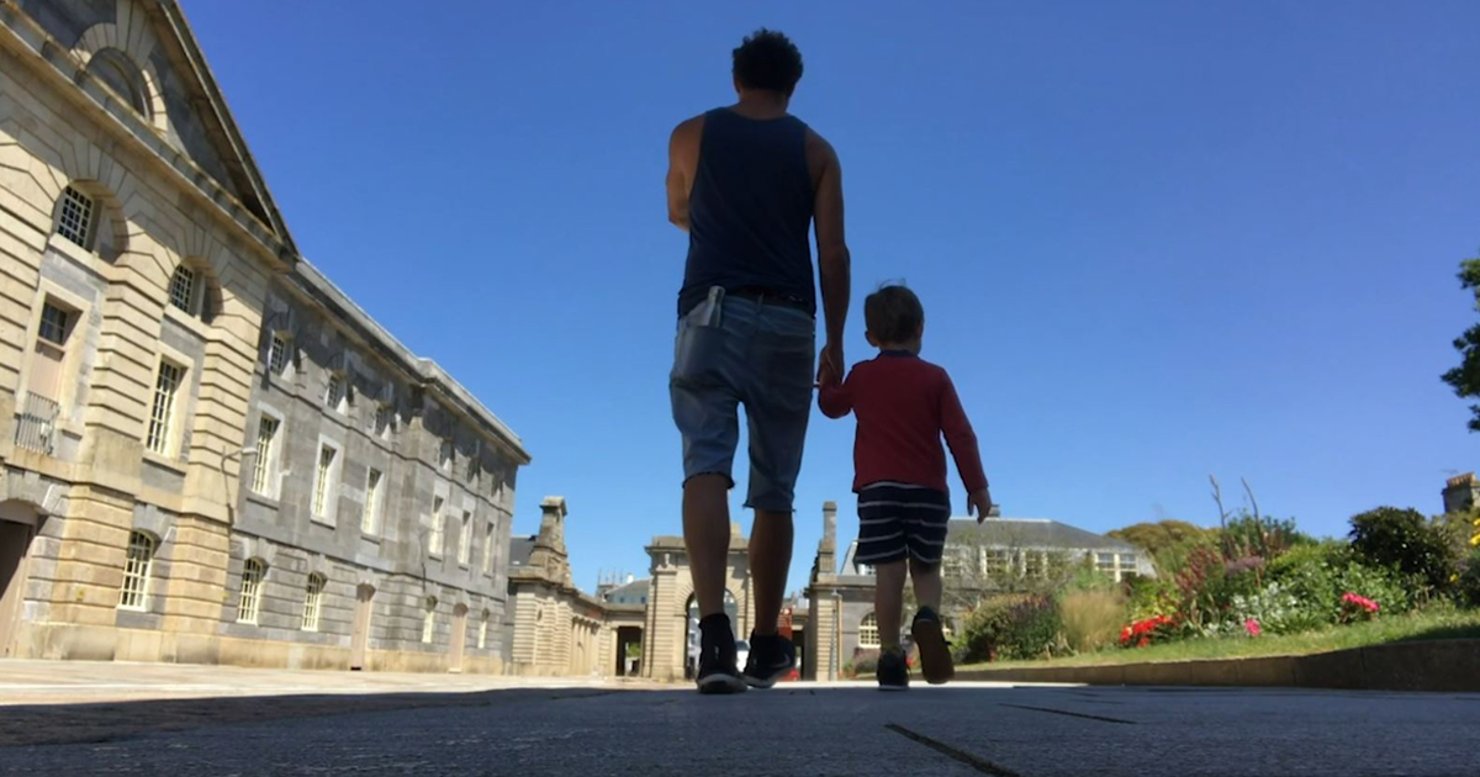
[855,483,952,566]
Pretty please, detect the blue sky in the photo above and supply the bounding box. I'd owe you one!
[185,1,1480,592]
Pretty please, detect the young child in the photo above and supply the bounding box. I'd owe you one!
[819,284,992,690]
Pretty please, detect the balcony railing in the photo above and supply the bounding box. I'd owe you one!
[14,393,60,455]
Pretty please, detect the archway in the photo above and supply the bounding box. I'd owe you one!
[0,500,44,657]
[349,584,374,670]
[614,626,643,677]
[683,590,737,679]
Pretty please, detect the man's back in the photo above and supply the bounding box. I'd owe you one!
[678,109,815,318]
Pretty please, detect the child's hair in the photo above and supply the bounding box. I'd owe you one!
[864,284,924,345]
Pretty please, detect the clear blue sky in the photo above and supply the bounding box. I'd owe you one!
[186,1,1480,592]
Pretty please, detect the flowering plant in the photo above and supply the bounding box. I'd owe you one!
[1244,618,1262,637]
[1339,592,1379,623]
[1119,615,1175,648]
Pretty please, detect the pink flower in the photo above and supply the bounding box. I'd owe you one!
[1244,618,1262,637]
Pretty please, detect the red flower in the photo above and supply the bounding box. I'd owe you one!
[1244,618,1262,637]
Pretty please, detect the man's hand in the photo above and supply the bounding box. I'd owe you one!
[968,487,994,524]
[817,341,844,386]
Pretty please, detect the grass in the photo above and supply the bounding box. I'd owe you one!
[959,606,1480,671]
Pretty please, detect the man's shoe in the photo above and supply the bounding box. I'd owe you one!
[696,615,746,695]
[742,632,795,689]
[911,606,955,685]
[877,648,909,691]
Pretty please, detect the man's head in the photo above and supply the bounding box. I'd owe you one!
[864,284,925,351]
[732,29,804,98]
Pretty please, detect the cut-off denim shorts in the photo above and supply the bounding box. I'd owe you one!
[670,289,814,512]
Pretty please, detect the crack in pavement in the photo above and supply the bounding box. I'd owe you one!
[998,703,1136,725]
[884,722,1025,776]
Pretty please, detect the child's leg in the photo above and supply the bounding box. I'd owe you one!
[908,557,942,613]
[874,560,908,650]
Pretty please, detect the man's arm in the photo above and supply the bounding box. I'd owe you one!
[808,129,850,384]
[666,116,703,231]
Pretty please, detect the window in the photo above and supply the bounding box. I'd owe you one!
[439,439,453,471]
[167,265,199,315]
[55,186,94,248]
[467,455,480,485]
[374,403,394,438]
[312,444,339,522]
[985,549,1012,578]
[361,468,384,534]
[858,612,880,649]
[301,573,325,631]
[145,360,185,455]
[457,511,472,565]
[88,48,150,118]
[266,334,290,375]
[238,558,266,624]
[428,497,445,556]
[38,303,71,346]
[1096,552,1117,573]
[477,610,490,650]
[421,597,437,644]
[481,521,495,574]
[1024,551,1046,579]
[118,531,156,610]
[250,415,280,496]
[325,374,345,412]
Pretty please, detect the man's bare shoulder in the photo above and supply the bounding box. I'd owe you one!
[671,114,706,144]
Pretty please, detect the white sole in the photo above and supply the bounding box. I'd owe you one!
[697,673,748,694]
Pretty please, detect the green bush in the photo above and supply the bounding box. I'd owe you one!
[956,595,1022,663]
[1265,540,1414,624]
[999,595,1064,659]
[1349,507,1458,592]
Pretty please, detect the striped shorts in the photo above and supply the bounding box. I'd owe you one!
[855,482,951,566]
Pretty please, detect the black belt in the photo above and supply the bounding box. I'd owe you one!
[727,286,812,313]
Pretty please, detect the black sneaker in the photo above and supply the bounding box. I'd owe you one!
[695,614,746,694]
[742,632,795,689]
[877,648,909,691]
[911,606,955,685]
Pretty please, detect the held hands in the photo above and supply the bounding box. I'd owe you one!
[968,487,994,524]
[817,340,844,386]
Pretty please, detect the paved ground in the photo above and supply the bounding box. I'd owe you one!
[1,661,1477,776]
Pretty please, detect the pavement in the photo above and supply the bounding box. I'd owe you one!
[1,660,1478,776]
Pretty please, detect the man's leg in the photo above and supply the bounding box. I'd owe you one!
[683,474,733,618]
[748,509,792,637]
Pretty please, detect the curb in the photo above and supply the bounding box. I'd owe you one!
[956,639,1480,692]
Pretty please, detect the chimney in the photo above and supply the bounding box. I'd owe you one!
[815,501,838,578]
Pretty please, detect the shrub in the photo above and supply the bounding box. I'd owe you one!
[956,595,1023,663]
[1459,549,1480,608]
[1059,589,1127,653]
[1349,507,1458,592]
[1221,512,1314,562]
[1119,614,1176,648]
[999,595,1065,660]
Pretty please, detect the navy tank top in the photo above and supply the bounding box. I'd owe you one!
[678,108,815,317]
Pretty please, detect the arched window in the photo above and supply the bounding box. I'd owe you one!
[421,596,438,644]
[477,609,491,650]
[54,186,96,249]
[167,262,218,322]
[858,612,880,649]
[87,48,150,119]
[118,530,157,610]
[238,558,267,624]
[301,573,326,631]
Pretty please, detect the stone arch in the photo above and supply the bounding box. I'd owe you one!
[163,257,224,325]
[47,179,132,264]
[71,10,170,134]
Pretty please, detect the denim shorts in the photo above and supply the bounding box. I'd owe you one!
[670,291,815,512]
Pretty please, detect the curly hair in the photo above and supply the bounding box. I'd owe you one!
[732,29,804,96]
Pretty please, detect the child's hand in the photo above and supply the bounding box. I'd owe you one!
[968,488,994,524]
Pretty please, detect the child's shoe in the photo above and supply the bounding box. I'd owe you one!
[911,606,955,685]
[876,647,909,691]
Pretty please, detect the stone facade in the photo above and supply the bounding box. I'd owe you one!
[0,0,529,673]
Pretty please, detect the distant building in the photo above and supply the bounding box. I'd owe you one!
[1443,473,1479,515]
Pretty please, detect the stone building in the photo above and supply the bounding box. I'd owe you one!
[0,0,528,672]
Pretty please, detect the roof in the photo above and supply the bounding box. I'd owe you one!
[508,535,536,568]
[839,517,1140,574]
[601,578,650,605]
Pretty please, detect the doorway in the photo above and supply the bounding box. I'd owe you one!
[0,501,41,658]
[614,626,642,676]
[449,604,468,672]
[349,584,374,670]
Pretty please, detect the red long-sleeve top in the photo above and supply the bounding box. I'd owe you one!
[819,351,988,495]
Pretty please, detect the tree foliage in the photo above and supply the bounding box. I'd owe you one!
[1348,506,1458,592]
[1107,520,1216,575]
[1441,256,1480,432]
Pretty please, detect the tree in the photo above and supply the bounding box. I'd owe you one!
[1348,506,1458,592]
[1107,520,1216,575]
[1441,255,1480,431]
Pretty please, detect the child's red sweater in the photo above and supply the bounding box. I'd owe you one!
[818,351,988,495]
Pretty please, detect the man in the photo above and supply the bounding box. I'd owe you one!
[666,28,851,694]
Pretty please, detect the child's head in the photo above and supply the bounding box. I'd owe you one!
[864,284,925,351]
